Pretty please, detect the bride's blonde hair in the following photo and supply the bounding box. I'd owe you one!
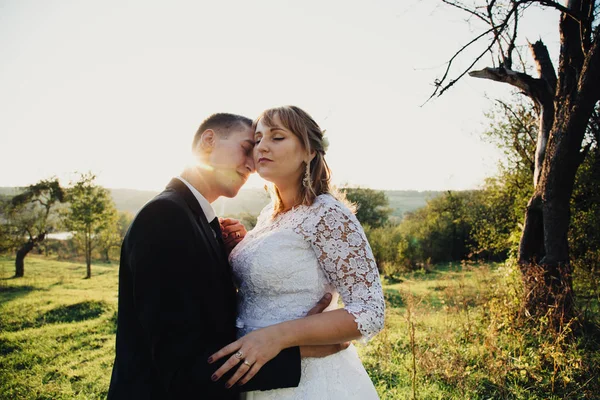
[254,106,347,215]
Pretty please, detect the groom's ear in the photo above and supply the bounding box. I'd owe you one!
[198,129,217,153]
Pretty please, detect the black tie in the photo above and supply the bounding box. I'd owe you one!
[209,218,225,248]
[209,217,230,263]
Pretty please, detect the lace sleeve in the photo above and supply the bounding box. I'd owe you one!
[303,197,385,341]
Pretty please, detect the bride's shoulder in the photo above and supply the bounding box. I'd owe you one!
[311,193,354,217]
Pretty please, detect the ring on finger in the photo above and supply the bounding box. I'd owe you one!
[243,360,253,367]
[234,351,244,359]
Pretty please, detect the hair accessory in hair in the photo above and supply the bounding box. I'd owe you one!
[321,129,329,153]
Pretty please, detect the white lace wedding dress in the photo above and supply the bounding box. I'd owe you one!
[229,194,385,400]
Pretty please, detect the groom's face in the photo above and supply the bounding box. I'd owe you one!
[208,125,256,198]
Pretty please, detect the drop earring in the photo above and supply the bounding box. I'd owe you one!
[302,162,311,188]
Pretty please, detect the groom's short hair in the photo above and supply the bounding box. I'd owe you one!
[192,113,252,151]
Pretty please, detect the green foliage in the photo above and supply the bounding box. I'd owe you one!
[570,144,600,308]
[95,211,133,263]
[472,97,536,260]
[0,196,12,253]
[366,191,483,275]
[0,256,117,399]
[1,256,598,399]
[0,178,65,250]
[10,179,65,208]
[362,97,595,284]
[469,167,532,260]
[401,191,478,264]
[363,224,404,275]
[482,98,537,175]
[341,187,393,228]
[63,173,118,278]
[360,261,600,399]
[0,178,65,276]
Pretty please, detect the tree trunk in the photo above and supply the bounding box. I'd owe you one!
[518,6,600,327]
[437,0,600,330]
[14,242,33,278]
[85,228,92,279]
[85,233,92,279]
[518,194,545,263]
[14,233,46,278]
[519,185,575,327]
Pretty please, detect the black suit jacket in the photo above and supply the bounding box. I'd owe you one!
[108,178,301,399]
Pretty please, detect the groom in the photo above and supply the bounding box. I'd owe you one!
[108,114,336,399]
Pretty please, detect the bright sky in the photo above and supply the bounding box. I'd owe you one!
[0,0,559,192]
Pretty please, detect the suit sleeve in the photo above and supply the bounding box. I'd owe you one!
[127,199,231,397]
[239,347,300,392]
[127,199,299,397]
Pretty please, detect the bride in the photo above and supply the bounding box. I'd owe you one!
[210,106,385,399]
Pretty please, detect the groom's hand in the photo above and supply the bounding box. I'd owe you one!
[306,293,333,316]
[300,293,351,358]
[219,218,247,255]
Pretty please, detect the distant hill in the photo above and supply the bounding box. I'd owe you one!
[108,188,271,216]
[111,188,442,219]
[0,187,20,197]
[386,190,444,218]
[1,186,442,220]
[109,188,158,215]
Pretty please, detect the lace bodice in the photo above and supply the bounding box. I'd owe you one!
[229,194,385,340]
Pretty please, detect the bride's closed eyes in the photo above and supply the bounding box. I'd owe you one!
[254,132,286,144]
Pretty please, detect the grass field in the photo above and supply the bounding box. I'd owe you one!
[1,256,598,399]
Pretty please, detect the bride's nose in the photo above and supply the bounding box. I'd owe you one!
[255,139,269,154]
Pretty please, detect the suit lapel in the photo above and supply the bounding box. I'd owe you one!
[165,178,227,267]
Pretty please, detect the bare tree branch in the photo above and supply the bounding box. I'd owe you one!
[506,2,519,69]
[441,0,489,24]
[531,0,586,22]
[428,0,589,100]
[487,0,507,64]
[469,67,540,96]
[423,26,498,103]
[428,1,521,101]
[577,23,600,104]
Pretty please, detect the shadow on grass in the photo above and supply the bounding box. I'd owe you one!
[0,337,20,356]
[0,284,36,292]
[0,285,38,303]
[39,301,107,324]
[384,289,405,308]
[1,300,108,332]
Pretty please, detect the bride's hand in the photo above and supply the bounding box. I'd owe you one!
[207,292,334,387]
[208,326,284,388]
[219,218,247,255]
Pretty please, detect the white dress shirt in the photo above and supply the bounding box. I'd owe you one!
[175,176,216,223]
